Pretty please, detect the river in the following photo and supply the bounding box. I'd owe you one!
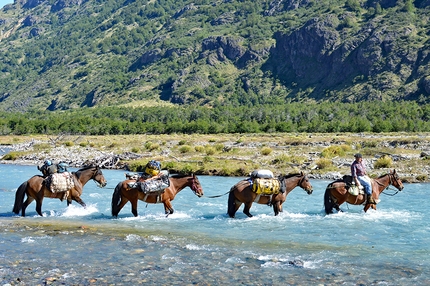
[0,163,428,285]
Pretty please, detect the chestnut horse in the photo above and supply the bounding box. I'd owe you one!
[13,165,107,217]
[324,169,404,214]
[111,173,204,217]
[227,172,313,218]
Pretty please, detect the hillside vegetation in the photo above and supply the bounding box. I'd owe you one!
[0,0,429,114]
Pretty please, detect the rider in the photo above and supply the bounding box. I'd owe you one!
[351,153,375,205]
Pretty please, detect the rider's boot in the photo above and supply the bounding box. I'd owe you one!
[367,194,376,205]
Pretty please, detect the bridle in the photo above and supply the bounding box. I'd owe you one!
[376,173,403,196]
[91,167,106,188]
[189,176,202,195]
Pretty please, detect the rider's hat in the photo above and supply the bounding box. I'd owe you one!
[354,153,362,158]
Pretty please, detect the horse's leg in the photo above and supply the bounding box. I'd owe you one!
[72,196,86,208]
[163,200,174,217]
[114,196,129,217]
[21,197,34,217]
[227,191,241,218]
[35,195,44,217]
[273,201,282,216]
[130,198,139,217]
[243,202,253,217]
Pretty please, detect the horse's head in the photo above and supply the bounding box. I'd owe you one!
[390,169,404,191]
[298,172,313,194]
[189,174,204,197]
[91,165,107,188]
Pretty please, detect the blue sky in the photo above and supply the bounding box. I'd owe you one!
[0,0,13,9]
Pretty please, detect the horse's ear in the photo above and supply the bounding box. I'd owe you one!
[300,171,304,175]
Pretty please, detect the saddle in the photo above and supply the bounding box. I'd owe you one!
[342,175,364,196]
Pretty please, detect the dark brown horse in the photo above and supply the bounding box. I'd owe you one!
[111,173,204,217]
[227,172,313,218]
[324,169,404,214]
[13,165,107,217]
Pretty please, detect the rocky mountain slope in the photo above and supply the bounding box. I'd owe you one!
[0,0,429,111]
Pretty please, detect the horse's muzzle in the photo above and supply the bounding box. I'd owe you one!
[306,188,313,195]
[99,182,107,188]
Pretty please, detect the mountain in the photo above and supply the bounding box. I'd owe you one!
[0,0,429,112]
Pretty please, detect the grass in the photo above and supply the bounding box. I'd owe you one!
[1,133,429,181]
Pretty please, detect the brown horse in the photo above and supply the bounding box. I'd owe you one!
[111,173,204,217]
[227,172,313,218]
[324,169,404,214]
[13,165,107,217]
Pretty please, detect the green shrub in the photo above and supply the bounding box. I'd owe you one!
[214,143,224,151]
[374,155,393,169]
[178,140,187,145]
[261,147,273,156]
[194,145,205,152]
[144,142,159,151]
[316,158,333,169]
[321,145,345,158]
[205,146,216,155]
[1,151,23,160]
[179,145,192,153]
[131,147,140,153]
[416,174,427,181]
[64,141,74,147]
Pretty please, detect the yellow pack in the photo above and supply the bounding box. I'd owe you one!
[252,178,281,195]
[145,166,160,176]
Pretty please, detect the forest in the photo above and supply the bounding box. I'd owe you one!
[1,101,429,135]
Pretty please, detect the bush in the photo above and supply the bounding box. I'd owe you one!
[205,146,216,155]
[261,147,273,155]
[374,155,393,169]
[194,145,205,152]
[144,142,159,151]
[316,158,333,169]
[321,145,345,158]
[1,151,23,160]
[416,174,427,181]
[179,145,192,153]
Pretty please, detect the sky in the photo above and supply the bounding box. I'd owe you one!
[0,0,13,9]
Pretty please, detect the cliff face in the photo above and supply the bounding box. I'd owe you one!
[269,13,429,101]
[0,0,429,111]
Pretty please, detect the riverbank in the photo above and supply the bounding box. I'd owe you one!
[1,133,429,182]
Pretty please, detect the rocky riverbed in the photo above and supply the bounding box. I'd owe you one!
[1,133,429,182]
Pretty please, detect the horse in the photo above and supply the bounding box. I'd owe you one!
[13,165,107,217]
[111,173,204,217]
[227,172,313,218]
[323,169,404,214]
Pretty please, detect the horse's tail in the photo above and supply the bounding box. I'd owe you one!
[13,181,28,214]
[227,186,236,218]
[324,184,334,214]
[111,181,123,217]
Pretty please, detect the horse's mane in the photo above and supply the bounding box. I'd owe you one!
[170,173,192,179]
[377,172,392,179]
[280,173,302,179]
[78,165,97,171]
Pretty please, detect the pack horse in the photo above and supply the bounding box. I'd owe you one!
[13,165,107,216]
